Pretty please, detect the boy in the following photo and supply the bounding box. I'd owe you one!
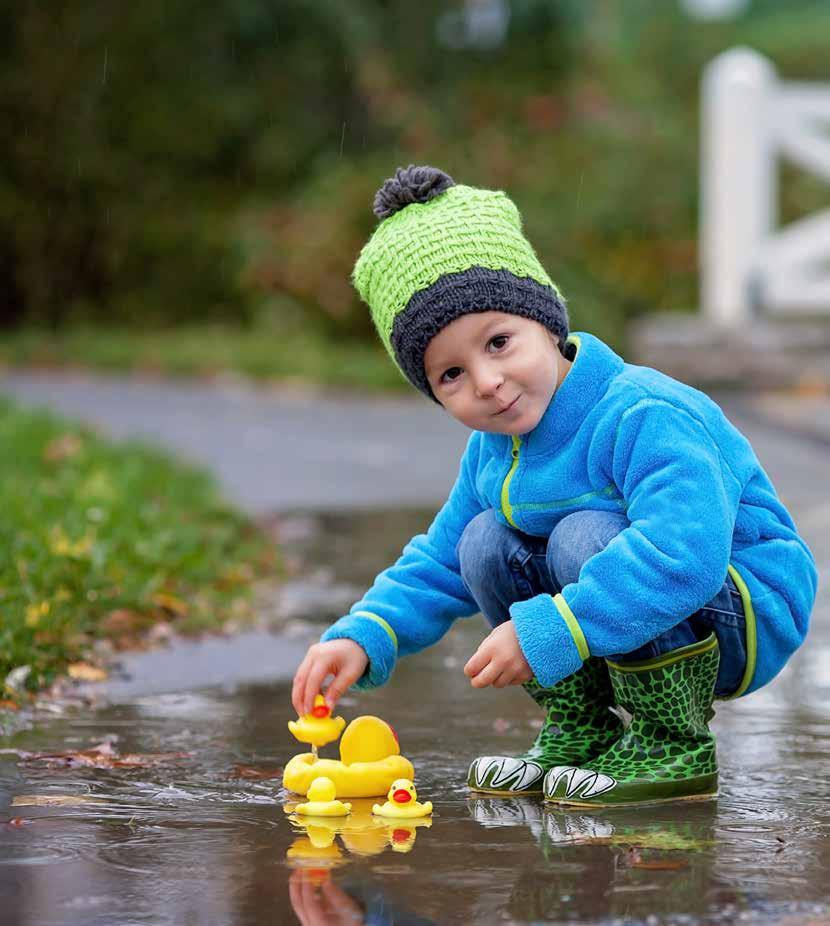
[291,165,817,806]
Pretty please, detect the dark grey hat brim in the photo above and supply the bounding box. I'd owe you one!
[390,267,569,401]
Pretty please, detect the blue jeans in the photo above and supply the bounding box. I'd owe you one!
[457,509,748,698]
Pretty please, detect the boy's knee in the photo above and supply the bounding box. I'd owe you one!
[547,510,629,589]
[457,510,514,584]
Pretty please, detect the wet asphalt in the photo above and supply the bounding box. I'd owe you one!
[0,370,828,925]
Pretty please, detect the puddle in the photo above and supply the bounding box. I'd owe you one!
[1,510,828,925]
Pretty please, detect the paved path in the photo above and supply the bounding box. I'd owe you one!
[1,371,827,623]
[1,369,827,515]
[0,372,469,512]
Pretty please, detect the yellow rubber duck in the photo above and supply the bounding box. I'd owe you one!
[372,779,432,819]
[293,777,351,817]
[284,715,414,798]
[288,695,346,749]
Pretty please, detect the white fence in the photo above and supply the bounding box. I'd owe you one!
[701,47,830,325]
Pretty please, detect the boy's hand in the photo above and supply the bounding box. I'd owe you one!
[291,639,369,716]
[464,621,533,689]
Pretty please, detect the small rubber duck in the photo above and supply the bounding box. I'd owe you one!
[294,777,352,817]
[288,695,346,749]
[372,778,432,819]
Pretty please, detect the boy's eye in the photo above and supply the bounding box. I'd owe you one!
[441,367,462,384]
[489,335,509,351]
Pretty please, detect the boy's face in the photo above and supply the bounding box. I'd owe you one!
[423,311,569,434]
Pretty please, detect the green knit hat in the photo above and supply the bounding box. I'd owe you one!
[353,165,568,400]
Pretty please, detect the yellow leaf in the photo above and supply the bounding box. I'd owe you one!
[151,592,189,616]
[49,528,93,558]
[66,663,108,682]
[25,601,50,627]
[12,795,105,807]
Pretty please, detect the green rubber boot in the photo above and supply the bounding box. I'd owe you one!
[543,634,720,808]
[467,657,623,795]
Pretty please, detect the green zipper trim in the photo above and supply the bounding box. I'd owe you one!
[720,564,757,699]
[512,484,625,513]
[353,610,398,652]
[552,594,590,661]
[500,435,521,528]
[606,633,718,673]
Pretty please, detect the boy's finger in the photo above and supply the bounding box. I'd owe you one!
[464,643,490,677]
[291,660,310,716]
[469,659,500,689]
[327,660,365,707]
[323,676,348,710]
[303,660,331,715]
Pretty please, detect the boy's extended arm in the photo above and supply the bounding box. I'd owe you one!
[510,399,742,687]
[320,432,486,689]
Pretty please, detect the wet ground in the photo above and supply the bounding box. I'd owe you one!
[1,505,829,926]
[1,375,828,924]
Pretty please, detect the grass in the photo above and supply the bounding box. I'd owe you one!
[0,324,408,393]
[0,396,279,695]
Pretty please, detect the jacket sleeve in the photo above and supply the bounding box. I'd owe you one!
[510,398,742,687]
[320,432,486,689]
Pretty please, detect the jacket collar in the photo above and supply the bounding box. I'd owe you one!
[521,332,625,455]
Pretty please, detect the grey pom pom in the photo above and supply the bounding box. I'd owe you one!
[373,165,455,220]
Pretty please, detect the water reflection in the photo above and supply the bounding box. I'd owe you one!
[288,868,438,926]
[285,798,433,860]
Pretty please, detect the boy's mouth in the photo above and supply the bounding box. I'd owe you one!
[494,395,521,416]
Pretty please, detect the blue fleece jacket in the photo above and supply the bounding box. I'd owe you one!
[321,333,817,696]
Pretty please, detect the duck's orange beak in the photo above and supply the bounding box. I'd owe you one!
[392,789,412,804]
[311,704,330,718]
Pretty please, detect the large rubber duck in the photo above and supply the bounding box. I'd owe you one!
[284,714,414,798]
[288,695,346,749]
[292,777,351,817]
[372,779,433,819]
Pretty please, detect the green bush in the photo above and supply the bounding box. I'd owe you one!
[1,1,828,355]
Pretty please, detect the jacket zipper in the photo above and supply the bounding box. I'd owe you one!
[500,435,521,528]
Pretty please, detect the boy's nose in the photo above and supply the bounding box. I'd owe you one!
[473,369,504,398]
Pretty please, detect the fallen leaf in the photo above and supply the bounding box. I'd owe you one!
[629,859,688,871]
[12,795,106,807]
[67,663,108,682]
[1,741,191,770]
[101,609,144,635]
[151,592,189,617]
[43,434,83,463]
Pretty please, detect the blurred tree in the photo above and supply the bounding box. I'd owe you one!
[0,0,827,346]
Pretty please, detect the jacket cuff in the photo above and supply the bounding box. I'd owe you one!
[509,593,588,687]
[320,611,398,690]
